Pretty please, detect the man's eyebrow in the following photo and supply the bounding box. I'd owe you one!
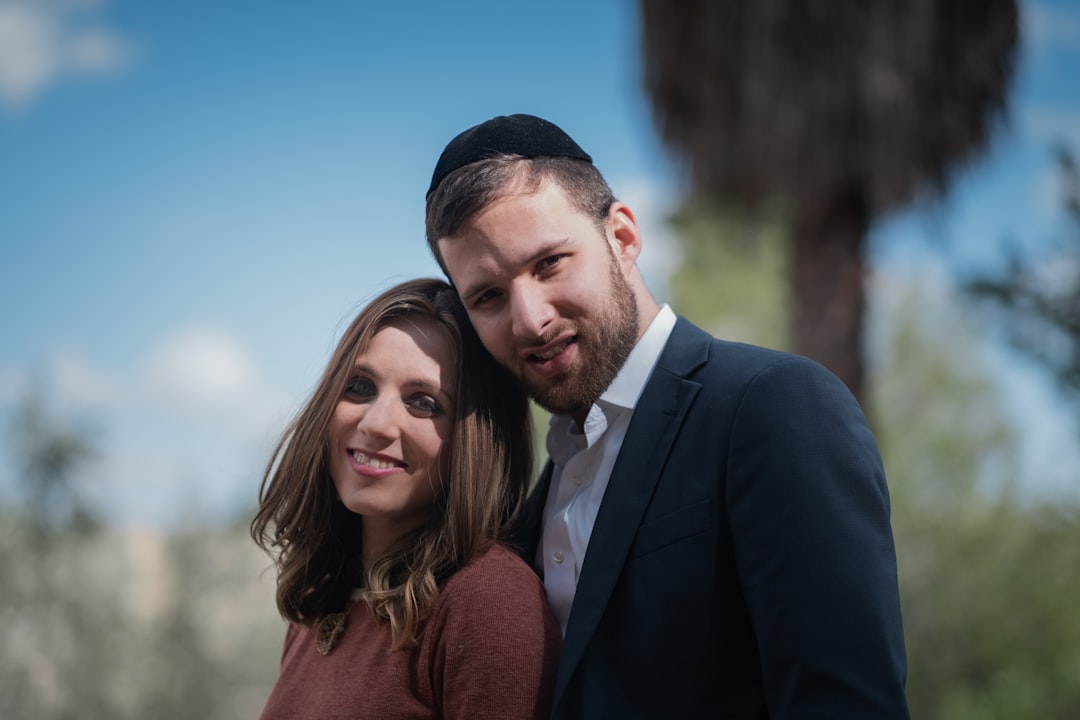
[457,276,493,304]
[458,237,572,302]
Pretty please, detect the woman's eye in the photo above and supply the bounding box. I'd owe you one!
[343,377,375,402]
[409,395,442,417]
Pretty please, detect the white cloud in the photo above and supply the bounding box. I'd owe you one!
[143,327,256,412]
[124,327,290,526]
[0,347,117,417]
[0,0,132,112]
[0,327,292,528]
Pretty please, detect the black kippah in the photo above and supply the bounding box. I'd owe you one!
[427,114,592,198]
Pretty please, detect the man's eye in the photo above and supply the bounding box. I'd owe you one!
[343,377,375,401]
[537,254,566,273]
[473,289,501,308]
[409,395,442,417]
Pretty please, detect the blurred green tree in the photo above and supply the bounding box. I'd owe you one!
[0,386,115,719]
[966,145,1080,408]
[0,385,280,719]
[876,280,1080,719]
[128,523,281,719]
[9,386,100,541]
[666,204,1080,718]
[665,200,790,351]
[640,0,1018,403]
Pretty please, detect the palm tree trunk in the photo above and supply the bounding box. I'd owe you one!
[792,185,869,405]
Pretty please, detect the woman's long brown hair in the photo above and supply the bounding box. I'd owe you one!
[251,278,532,647]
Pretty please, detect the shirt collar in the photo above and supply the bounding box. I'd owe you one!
[600,303,677,410]
[547,304,677,446]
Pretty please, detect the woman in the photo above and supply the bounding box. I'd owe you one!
[252,278,560,719]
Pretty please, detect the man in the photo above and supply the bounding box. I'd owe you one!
[424,113,909,719]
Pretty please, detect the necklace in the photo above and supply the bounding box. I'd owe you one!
[314,588,363,655]
[315,612,347,655]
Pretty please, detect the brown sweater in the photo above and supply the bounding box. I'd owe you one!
[259,544,561,720]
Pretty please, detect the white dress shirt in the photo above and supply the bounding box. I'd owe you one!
[539,304,677,634]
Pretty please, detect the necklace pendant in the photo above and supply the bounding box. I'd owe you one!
[315,612,347,655]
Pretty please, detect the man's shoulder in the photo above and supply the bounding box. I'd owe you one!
[666,316,821,379]
[660,318,864,428]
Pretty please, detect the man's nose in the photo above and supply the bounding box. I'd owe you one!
[509,283,555,339]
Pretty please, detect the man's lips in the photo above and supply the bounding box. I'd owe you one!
[527,337,574,363]
[522,334,578,376]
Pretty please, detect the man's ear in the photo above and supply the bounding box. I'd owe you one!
[607,202,642,273]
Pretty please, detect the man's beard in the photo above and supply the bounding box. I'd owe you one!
[524,259,639,418]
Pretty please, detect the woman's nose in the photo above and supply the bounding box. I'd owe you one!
[356,396,400,440]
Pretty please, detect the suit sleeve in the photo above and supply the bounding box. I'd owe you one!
[726,356,909,718]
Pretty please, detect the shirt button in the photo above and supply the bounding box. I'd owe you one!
[573,475,582,486]
[553,551,565,563]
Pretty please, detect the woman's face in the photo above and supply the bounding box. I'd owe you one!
[329,315,456,538]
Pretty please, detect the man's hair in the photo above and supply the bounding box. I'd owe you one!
[250,278,532,648]
[425,155,616,278]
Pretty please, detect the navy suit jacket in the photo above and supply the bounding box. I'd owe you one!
[523,317,909,719]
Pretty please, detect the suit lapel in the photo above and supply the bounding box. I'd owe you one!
[553,318,711,702]
[520,462,553,562]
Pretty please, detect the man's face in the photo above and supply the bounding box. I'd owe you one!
[438,181,638,421]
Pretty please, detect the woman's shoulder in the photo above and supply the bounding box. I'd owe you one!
[429,543,549,626]
[442,543,542,597]
[424,542,558,654]
[421,548,560,720]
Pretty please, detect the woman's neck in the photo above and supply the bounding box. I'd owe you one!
[360,518,422,569]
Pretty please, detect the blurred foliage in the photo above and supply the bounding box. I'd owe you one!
[667,200,790,353]
[9,388,100,540]
[669,203,1080,718]
[640,0,1018,404]
[966,145,1080,407]
[0,389,282,719]
[530,400,552,479]
[5,183,1080,716]
[876,282,1080,719]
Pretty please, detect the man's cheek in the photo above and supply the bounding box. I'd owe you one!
[474,326,507,359]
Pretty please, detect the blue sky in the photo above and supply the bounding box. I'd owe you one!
[1,0,1077,527]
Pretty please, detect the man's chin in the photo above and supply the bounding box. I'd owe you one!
[537,398,588,418]
[528,379,592,418]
